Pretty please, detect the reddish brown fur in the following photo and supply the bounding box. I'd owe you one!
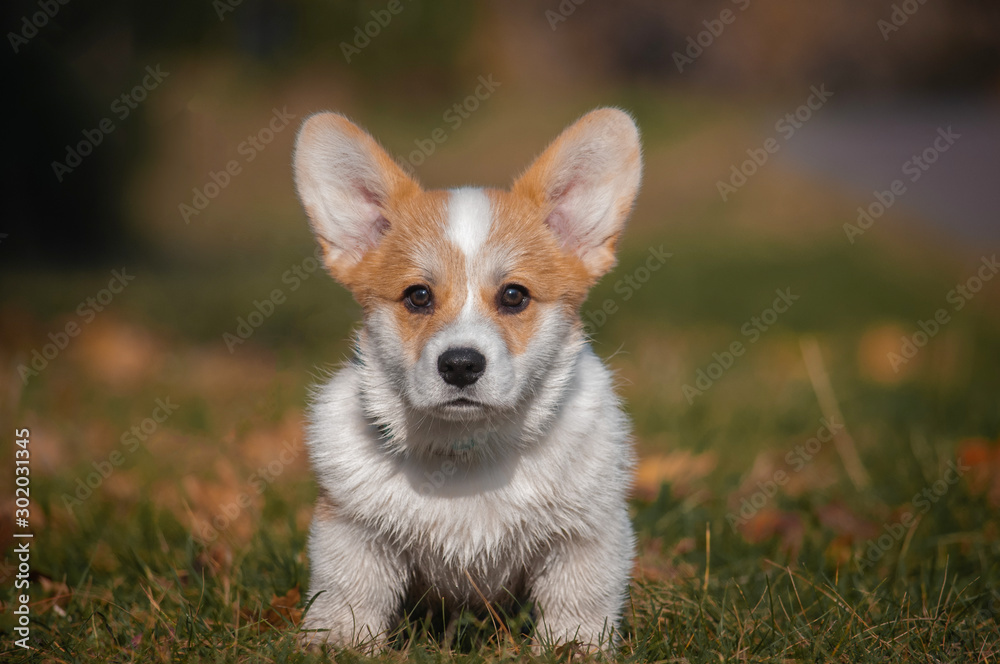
[301,113,422,280]
[341,190,471,363]
[337,185,594,360]
[511,108,641,279]
[321,110,634,360]
[481,189,592,355]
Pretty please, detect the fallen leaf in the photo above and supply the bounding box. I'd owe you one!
[738,508,804,559]
[824,534,854,567]
[36,576,71,614]
[815,501,880,540]
[857,323,911,384]
[634,450,717,501]
[73,317,164,391]
[267,586,303,627]
[958,437,1000,508]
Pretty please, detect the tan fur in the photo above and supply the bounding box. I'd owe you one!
[304,111,636,361]
[480,189,592,355]
[511,108,642,279]
[331,186,592,360]
[314,487,339,522]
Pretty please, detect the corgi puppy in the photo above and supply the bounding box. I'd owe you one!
[292,108,642,651]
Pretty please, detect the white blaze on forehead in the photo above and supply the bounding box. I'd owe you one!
[446,188,493,257]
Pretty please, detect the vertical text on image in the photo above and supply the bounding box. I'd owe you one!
[13,427,33,649]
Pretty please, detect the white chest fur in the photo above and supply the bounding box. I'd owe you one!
[306,346,633,606]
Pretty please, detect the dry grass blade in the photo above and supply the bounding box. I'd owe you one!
[799,336,871,491]
[463,569,512,648]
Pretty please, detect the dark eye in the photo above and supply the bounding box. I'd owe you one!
[404,285,433,312]
[498,284,529,312]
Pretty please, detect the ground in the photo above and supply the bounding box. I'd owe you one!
[1,90,999,662]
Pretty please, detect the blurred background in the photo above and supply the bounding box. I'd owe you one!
[1,0,1000,656]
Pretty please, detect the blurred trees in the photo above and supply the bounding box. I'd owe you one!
[2,0,996,266]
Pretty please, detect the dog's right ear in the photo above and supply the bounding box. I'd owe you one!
[293,113,419,280]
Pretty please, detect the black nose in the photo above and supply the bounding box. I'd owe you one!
[437,348,486,387]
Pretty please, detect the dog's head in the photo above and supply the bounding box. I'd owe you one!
[293,108,641,426]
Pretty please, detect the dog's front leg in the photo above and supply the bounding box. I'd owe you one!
[530,521,634,652]
[301,504,408,650]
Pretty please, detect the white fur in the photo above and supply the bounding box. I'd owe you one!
[447,187,493,330]
[446,188,492,257]
[304,332,635,648]
[292,114,399,270]
[520,108,642,278]
[295,109,643,652]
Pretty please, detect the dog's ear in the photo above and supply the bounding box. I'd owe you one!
[513,108,642,279]
[293,113,419,279]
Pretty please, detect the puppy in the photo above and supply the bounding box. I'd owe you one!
[292,108,642,651]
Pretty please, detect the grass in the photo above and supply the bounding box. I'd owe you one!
[2,91,999,662]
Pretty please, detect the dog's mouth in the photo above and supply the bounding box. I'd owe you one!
[434,397,492,418]
[443,398,483,408]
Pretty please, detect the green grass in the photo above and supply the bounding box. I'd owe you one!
[2,94,1000,662]
[4,228,999,662]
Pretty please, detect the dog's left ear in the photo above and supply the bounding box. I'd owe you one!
[293,112,420,281]
[513,108,642,279]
